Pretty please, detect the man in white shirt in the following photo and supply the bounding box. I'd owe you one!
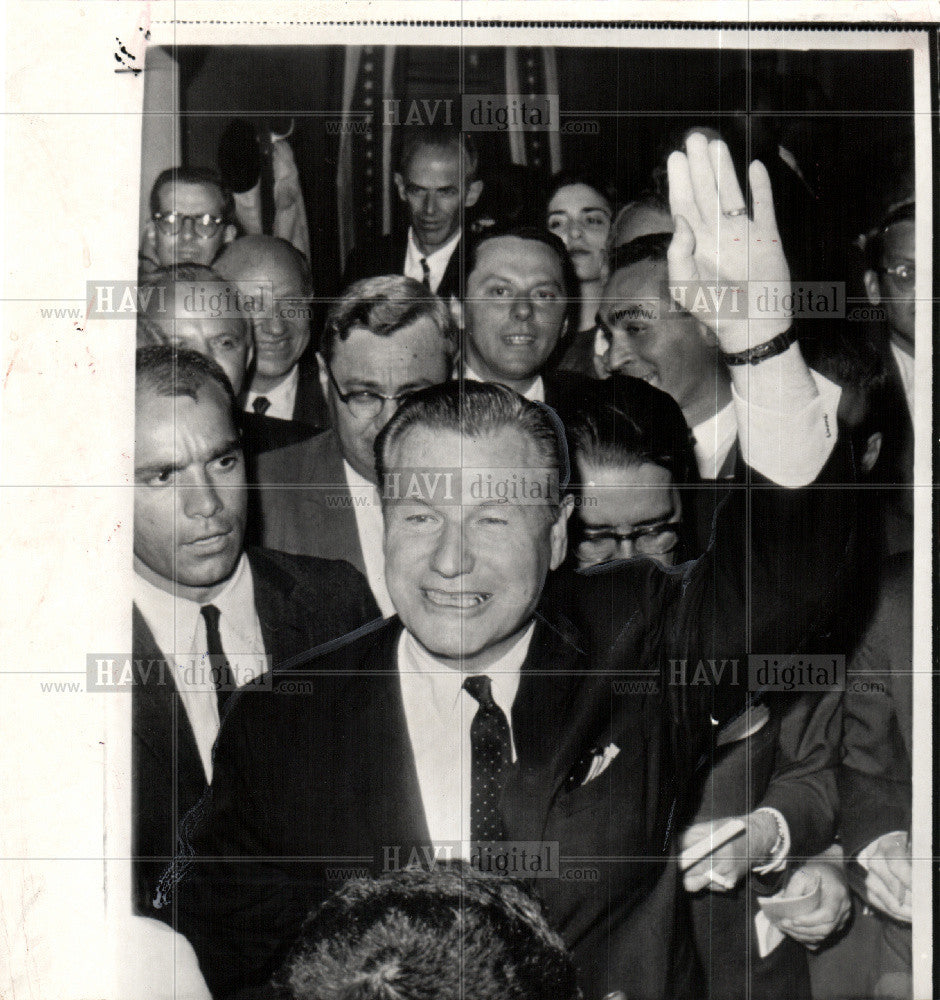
[177,137,853,1000]
[342,127,483,301]
[131,345,378,920]
[252,275,456,615]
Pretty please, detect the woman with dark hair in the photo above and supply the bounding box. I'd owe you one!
[544,169,618,344]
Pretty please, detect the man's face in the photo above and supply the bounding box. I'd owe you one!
[231,254,311,385]
[134,381,247,601]
[601,262,715,413]
[395,144,481,254]
[151,181,234,266]
[464,236,568,386]
[867,218,915,353]
[572,460,681,569]
[384,426,570,672]
[320,317,452,483]
[141,285,253,395]
[546,183,611,284]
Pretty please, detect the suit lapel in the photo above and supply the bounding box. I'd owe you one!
[310,431,367,575]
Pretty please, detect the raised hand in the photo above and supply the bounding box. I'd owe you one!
[666,132,791,354]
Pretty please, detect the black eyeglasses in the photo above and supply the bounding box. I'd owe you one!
[324,362,422,421]
[152,211,225,238]
[573,519,682,562]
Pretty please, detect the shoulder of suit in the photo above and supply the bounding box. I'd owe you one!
[248,545,365,591]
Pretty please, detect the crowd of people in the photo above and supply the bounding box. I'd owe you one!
[131,121,916,1000]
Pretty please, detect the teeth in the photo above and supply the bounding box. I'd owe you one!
[505,336,534,344]
[424,590,488,609]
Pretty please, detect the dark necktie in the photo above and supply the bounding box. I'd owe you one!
[419,256,432,290]
[200,604,237,714]
[252,396,271,416]
[462,674,511,843]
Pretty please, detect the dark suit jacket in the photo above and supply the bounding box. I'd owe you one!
[249,429,366,576]
[175,442,854,1000]
[342,231,465,300]
[131,547,380,918]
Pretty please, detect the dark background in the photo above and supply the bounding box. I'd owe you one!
[155,44,914,300]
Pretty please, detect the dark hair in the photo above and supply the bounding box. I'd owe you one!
[276,863,580,1000]
[136,344,235,407]
[375,381,570,513]
[861,200,915,273]
[149,166,236,226]
[543,168,619,218]
[398,126,479,181]
[606,231,673,277]
[322,275,458,365]
[565,392,696,490]
[467,223,581,335]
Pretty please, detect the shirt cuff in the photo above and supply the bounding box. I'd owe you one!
[732,356,842,488]
[857,830,908,870]
[752,807,791,874]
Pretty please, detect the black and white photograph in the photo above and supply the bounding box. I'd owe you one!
[0,6,933,1000]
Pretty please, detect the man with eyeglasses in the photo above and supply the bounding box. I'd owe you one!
[253,275,456,614]
[141,167,238,272]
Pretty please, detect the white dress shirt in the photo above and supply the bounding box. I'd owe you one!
[404,227,462,295]
[889,340,914,419]
[462,362,545,402]
[343,460,395,617]
[397,623,532,851]
[133,553,268,781]
[245,364,299,421]
[692,399,739,480]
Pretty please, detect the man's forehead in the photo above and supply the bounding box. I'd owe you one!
[157,180,223,212]
[882,218,914,258]
[472,237,564,281]
[333,320,448,372]
[405,143,463,177]
[135,384,236,450]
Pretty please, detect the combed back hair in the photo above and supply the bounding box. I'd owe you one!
[607,231,673,277]
[467,223,581,334]
[149,166,236,225]
[543,168,619,217]
[136,345,235,407]
[276,863,580,1000]
[398,125,479,181]
[609,194,673,250]
[375,381,570,511]
[861,200,915,273]
[801,331,888,397]
[322,275,458,365]
[135,264,250,346]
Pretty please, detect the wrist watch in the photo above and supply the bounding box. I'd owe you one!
[721,328,797,366]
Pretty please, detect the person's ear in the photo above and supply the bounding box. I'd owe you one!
[222,224,237,247]
[316,352,330,395]
[394,172,407,202]
[861,431,883,473]
[549,494,575,571]
[863,269,882,307]
[464,178,484,209]
[448,296,464,332]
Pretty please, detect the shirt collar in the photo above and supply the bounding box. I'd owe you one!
[246,363,299,415]
[407,226,462,266]
[462,362,544,402]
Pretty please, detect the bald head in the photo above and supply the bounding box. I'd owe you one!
[214,237,314,391]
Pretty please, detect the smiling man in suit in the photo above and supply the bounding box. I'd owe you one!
[252,275,456,614]
[175,136,852,1000]
[131,346,379,920]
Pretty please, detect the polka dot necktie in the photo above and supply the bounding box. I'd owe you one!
[419,257,432,290]
[462,674,511,844]
[200,604,237,714]
[252,396,271,416]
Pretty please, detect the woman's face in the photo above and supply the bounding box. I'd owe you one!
[571,458,682,568]
[547,183,611,284]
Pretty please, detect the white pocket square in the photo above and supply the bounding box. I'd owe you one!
[581,743,620,786]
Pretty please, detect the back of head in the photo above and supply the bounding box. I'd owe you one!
[276,863,580,1000]
[323,274,458,365]
[609,194,673,250]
